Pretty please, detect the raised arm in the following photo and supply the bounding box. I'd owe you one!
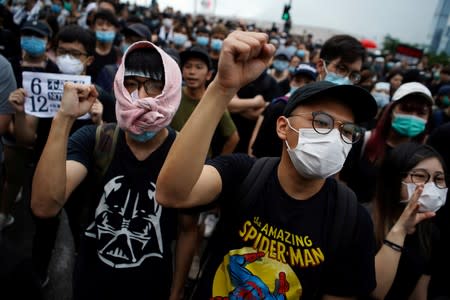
[156,31,275,208]
[31,83,98,218]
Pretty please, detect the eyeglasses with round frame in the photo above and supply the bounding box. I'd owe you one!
[404,168,447,189]
[289,111,363,144]
[56,47,88,59]
[323,60,361,84]
[123,76,164,96]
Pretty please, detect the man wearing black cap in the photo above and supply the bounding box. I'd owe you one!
[157,31,377,299]
[171,46,239,156]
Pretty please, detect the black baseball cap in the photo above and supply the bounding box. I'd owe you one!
[123,23,152,41]
[180,46,212,70]
[283,81,377,124]
[21,20,53,38]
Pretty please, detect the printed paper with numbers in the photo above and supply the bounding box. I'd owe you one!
[22,71,92,119]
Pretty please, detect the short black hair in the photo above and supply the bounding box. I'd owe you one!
[93,9,119,28]
[320,34,365,64]
[125,47,165,84]
[55,25,96,56]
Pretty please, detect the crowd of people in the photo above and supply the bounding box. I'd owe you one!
[0,0,450,299]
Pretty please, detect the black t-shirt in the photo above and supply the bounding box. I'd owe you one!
[252,97,288,158]
[194,154,376,299]
[67,125,179,300]
[87,47,119,84]
[232,71,283,154]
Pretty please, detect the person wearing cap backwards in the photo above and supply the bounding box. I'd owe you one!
[31,41,198,300]
[157,31,378,299]
[250,63,318,157]
[340,82,434,204]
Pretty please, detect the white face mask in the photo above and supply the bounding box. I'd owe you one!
[403,182,448,212]
[56,54,85,75]
[285,120,352,179]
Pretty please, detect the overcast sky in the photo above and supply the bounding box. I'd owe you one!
[152,0,439,46]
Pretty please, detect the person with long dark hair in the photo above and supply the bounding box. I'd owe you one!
[370,143,447,299]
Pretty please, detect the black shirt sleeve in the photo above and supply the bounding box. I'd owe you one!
[67,125,97,170]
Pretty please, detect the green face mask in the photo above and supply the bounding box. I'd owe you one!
[443,95,450,107]
[63,1,72,12]
[391,113,426,137]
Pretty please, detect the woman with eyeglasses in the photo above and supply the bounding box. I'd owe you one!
[340,82,434,204]
[368,142,447,300]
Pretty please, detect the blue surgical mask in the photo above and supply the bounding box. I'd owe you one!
[51,3,62,14]
[372,92,390,108]
[21,36,47,56]
[96,31,116,43]
[391,113,426,137]
[288,66,296,74]
[323,60,352,85]
[296,49,305,58]
[273,59,289,72]
[173,33,188,47]
[196,36,209,47]
[443,95,450,107]
[129,131,158,142]
[210,38,222,51]
[120,42,130,54]
[324,72,352,85]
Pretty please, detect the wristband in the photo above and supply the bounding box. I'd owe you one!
[383,239,403,252]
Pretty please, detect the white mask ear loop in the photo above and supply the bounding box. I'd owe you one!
[284,117,300,150]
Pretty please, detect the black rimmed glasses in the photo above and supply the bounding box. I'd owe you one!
[404,169,447,189]
[324,60,361,84]
[123,76,164,96]
[56,47,88,59]
[289,111,363,144]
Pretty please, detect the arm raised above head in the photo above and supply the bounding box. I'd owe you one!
[156,31,275,209]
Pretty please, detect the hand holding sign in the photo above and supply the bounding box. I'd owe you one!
[59,83,98,120]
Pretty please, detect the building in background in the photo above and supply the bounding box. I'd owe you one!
[430,0,450,55]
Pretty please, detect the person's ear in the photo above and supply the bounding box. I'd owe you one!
[316,59,325,80]
[85,55,94,67]
[206,69,213,81]
[276,116,289,141]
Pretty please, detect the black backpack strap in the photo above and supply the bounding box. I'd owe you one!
[93,123,120,180]
[234,157,280,218]
[329,181,358,259]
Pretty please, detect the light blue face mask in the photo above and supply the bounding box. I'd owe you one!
[210,38,222,51]
[322,60,353,85]
[296,50,305,58]
[289,86,298,95]
[51,3,62,14]
[273,59,289,72]
[372,92,390,108]
[129,131,159,143]
[120,42,130,54]
[288,66,296,74]
[391,113,426,137]
[96,31,116,43]
[196,36,209,47]
[443,95,450,107]
[173,33,188,46]
[21,36,47,56]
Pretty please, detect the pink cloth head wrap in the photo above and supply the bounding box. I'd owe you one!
[114,41,182,134]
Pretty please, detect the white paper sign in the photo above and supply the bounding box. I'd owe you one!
[22,71,92,119]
